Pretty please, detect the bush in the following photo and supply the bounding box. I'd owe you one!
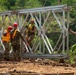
[69,44,76,64]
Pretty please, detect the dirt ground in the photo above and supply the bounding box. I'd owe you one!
[0,58,76,75]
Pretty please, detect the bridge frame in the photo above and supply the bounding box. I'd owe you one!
[0,4,71,59]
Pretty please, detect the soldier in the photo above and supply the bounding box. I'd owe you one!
[10,22,26,61]
[25,18,36,48]
[2,26,12,61]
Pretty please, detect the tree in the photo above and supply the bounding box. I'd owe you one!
[0,0,16,10]
[39,0,56,6]
[24,0,42,8]
[15,0,26,9]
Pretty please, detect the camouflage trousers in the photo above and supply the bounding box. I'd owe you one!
[27,34,35,47]
[3,42,10,60]
[12,44,21,61]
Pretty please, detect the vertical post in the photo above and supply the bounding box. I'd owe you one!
[17,14,20,26]
[39,12,41,27]
[67,8,70,55]
[62,10,65,54]
[19,14,23,29]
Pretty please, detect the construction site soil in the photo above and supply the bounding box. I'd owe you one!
[0,58,76,75]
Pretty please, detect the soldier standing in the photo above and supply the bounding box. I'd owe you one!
[25,18,36,48]
[2,26,12,61]
[10,22,26,61]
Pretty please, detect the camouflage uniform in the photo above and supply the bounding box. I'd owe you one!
[10,29,25,61]
[2,30,11,61]
[3,42,10,60]
[25,24,36,48]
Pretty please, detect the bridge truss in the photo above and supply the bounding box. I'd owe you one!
[0,4,70,59]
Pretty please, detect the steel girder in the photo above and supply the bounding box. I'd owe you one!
[0,4,70,58]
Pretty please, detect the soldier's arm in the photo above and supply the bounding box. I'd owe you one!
[18,31,28,44]
[31,26,36,33]
[10,31,13,43]
[19,32,25,41]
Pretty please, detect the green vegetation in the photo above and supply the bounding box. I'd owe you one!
[0,0,76,23]
[0,0,76,21]
[69,44,76,64]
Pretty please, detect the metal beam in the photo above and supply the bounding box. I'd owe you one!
[19,4,67,14]
[21,53,67,59]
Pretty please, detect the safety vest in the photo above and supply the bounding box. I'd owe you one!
[2,31,10,42]
[28,24,34,31]
[12,29,19,38]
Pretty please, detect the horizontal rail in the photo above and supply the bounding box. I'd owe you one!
[0,53,67,59]
[0,4,68,15]
[21,53,67,59]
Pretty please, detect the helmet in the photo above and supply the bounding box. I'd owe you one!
[8,26,12,30]
[13,22,18,27]
[31,18,34,22]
